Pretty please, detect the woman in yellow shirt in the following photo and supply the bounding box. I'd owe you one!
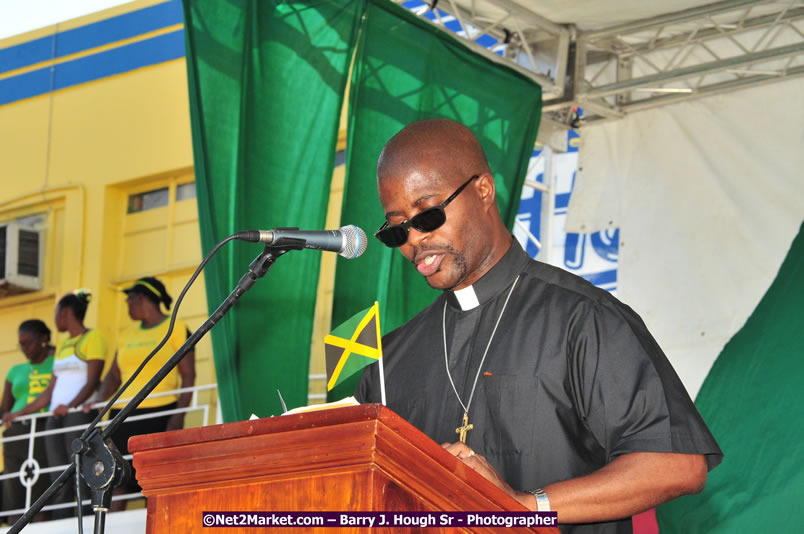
[33,290,106,518]
[94,277,195,508]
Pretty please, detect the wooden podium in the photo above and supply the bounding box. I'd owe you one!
[130,404,559,533]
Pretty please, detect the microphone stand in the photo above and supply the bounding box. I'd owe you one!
[9,240,304,534]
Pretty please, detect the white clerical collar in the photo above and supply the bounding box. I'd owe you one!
[452,284,480,311]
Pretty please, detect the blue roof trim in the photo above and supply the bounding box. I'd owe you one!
[56,1,183,58]
[0,0,182,75]
[55,29,185,91]
[0,29,185,106]
[0,35,54,74]
[0,66,52,106]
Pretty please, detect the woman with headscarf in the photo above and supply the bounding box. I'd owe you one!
[93,276,195,509]
[1,320,55,522]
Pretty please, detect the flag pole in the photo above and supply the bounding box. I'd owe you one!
[374,301,387,406]
[378,354,387,406]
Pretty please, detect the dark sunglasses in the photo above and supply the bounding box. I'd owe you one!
[375,175,479,248]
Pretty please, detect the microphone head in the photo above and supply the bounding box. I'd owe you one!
[339,225,367,259]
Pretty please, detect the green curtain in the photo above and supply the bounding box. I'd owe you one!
[656,221,804,532]
[329,0,542,399]
[183,0,364,421]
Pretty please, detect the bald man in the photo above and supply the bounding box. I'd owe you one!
[355,119,722,534]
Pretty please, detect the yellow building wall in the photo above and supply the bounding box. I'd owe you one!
[0,2,217,432]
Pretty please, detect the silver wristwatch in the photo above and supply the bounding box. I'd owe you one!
[526,488,551,512]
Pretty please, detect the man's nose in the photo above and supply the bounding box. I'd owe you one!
[406,226,430,248]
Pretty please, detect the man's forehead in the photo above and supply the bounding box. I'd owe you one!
[387,168,442,189]
[379,168,450,204]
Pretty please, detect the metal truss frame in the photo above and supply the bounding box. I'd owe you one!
[401,0,804,138]
[402,0,571,96]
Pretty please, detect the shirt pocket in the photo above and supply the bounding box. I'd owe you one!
[475,374,538,456]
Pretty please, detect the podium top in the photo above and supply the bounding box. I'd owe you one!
[131,403,396,451]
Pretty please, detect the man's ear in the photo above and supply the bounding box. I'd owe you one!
[476,172,496,210]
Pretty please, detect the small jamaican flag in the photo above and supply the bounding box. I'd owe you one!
[325,302,385,402]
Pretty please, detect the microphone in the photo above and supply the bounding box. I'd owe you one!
[235,225,367,259]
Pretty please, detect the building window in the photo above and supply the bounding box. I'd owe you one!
[176,182,196,202]
[0,214,45,295]
[128,187,169,213]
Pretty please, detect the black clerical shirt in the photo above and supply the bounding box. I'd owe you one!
[356,239,722,534]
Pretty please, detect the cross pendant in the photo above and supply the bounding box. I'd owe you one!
[455,412,474,444]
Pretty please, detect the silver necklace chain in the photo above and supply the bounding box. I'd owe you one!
[443,274,520,417]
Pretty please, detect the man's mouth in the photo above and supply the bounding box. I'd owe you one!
[416,253,445,277]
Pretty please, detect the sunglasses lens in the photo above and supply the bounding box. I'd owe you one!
[375,207,448,248]
[410,207,446,233]
[376,225,408,248]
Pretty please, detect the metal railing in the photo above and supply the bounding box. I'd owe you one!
[0,383,218,518]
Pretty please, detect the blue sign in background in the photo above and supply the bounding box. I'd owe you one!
[514,130,619,293]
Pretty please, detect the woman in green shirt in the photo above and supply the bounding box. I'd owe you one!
[0,320,55,523]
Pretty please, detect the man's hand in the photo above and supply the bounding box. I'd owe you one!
[52,404,69,417]
[441,441,532,508]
